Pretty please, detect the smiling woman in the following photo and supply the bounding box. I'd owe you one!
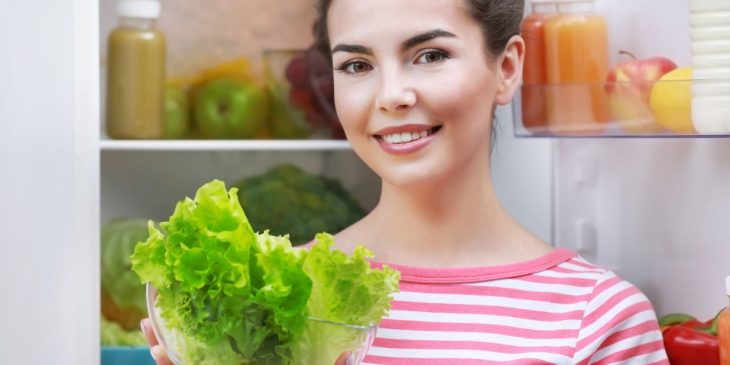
[143,0,670,364]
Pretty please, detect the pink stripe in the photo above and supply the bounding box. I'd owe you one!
[364,355,556,365]
[372,338,575,356]
[391,300,585,322]
[576,301,655,350]
[581,284,640,329]
[370,248,576,284]
[596,320,662,350]
[591,340,667,365]
[398,282,589,304]
[378,319,578,339]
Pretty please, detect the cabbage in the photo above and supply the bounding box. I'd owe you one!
[101,218,150,331]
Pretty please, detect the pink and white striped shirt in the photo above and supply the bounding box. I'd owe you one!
[364,248,669,364]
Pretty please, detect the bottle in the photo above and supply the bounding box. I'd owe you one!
[544,0,610,134]
[720,275,730,365]
[106,0,166,139]
[521,0,557,134]
[689,0,730,134]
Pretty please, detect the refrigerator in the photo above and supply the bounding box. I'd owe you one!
[0,0,727,364]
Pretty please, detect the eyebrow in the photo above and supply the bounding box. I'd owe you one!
[331,29,457,55]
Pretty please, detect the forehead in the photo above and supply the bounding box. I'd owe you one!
[327,0,477,44]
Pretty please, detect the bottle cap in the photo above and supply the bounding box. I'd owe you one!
[117,0,161,19]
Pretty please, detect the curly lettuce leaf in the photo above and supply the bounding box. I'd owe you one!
[294,233,400,364]
[131,180,307,365]
[131,180,400,365]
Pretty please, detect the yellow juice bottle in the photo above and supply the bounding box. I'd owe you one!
[106,0,166,139]
[544,0,609,134]
[720,276,730,365]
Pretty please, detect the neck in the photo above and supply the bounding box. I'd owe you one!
[364,152,538,267]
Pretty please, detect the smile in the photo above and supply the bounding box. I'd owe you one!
[373,125,442,155]
[375,126,442,144]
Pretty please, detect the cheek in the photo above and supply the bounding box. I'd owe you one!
[335,81,371,132]
[419,68,495,123]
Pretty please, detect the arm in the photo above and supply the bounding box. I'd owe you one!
[571,272,669,365]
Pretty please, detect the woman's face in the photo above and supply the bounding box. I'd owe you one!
[328,0,511,188]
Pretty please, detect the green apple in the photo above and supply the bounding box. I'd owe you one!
[193,77,269,139]
[163,84,191,139]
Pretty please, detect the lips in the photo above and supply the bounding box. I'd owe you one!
[373,124,442,155]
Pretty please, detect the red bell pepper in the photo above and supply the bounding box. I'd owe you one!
[660,312,720,365]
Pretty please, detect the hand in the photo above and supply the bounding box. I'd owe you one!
[141,317,351,365]
[141,318,173,365]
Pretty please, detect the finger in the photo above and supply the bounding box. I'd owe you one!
[334,352,351,365]
[150,345,174,365]
[140,318,159,346]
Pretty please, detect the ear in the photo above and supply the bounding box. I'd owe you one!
[494,35,525,106]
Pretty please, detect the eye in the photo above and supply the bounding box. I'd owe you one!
[336,60,373,74]
[415,50,449,64]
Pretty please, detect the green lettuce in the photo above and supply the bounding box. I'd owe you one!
[131,180,399,365]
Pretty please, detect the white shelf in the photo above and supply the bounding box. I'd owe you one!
[99,139,353,151]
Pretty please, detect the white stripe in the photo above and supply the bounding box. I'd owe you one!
[468,278,595,296]
[535,269,604,281]
[572,309,659,362]
[367,346,573,362]
[590,330,663,363]
[387,309,582,331]
[604,349,668,365]
[582,291,648,336]
[558,261,605,273]
[393,290,588,313]
[584,276,632,314]
[376,327,577,347]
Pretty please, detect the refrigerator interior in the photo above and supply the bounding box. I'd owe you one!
[98,0,726,332]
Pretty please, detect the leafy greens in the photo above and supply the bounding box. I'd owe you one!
[131,180,399,365]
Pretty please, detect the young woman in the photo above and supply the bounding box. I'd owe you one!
[143,0,669,363]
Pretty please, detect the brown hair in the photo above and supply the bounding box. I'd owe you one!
[313,0,524,61]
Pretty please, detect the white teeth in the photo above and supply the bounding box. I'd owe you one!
[382,130,432,144]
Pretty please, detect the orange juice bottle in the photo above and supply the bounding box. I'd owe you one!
[521,0,557,133]
[544,0,610,134]
[720,276,730,365]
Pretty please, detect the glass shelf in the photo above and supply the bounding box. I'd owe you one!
[99,138,352,151]
[513,79,730,138]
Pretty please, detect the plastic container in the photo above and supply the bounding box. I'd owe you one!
[543,0,610,134]
[690,0,730,134]
[520,0,557,133]
[720,276,730,365]
[106,0,166,139]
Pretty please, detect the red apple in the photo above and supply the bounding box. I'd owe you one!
[605,51,677,133]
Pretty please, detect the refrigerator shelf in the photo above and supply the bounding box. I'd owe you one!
[99,138,353,151]
[513,78,730,138]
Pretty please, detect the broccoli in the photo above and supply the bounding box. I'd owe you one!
[233,164,366,245]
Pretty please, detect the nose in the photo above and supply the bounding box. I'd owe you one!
[375,68,416,113]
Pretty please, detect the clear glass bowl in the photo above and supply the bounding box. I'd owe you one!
[146,283,377,365]
[262,48,346,140]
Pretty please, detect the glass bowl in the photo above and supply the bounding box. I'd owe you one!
[147,283,377,365]
[263,48,346,140]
